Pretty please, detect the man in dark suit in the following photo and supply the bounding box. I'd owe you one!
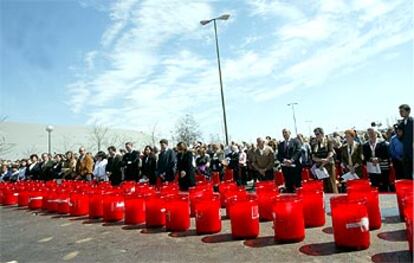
[106,146,123,186]
[122,142,141,181]
[156,139,177,182]
[399,104,413,179]
[277,129,302,193]
[40,153,54,181]
[362,128,391,192]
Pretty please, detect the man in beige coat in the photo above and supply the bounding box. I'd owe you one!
[76,147,94,181]
[252,137,274,181]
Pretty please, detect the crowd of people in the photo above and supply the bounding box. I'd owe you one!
[1,104,412,193]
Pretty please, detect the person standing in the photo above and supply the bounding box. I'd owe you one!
[252,137,274,181]
[340,130,363,178]
[26,154,41,180]
[363,127,391,192]
[210,144,225,180]
[156,139,177,182]
[195,146,210,179]
[141,146,157,185]
[389,124,405,180]
[277,129,302,193]
[238,146,248,186]
[76,147,94,181]
[93,151,108,181]
[106,146,123,186]
[226,145,240,184]
[62,151,77,179]
[311,128,338,193]
[123,142,141,182]
[399,104,413,179]
[40,153,54,181]
[176,142,195,191]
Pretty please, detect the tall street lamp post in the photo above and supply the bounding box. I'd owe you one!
[200,14,230,145]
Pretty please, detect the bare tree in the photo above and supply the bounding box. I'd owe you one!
[151,121,159,147]
[0,115,15,156]
[89,123,109,152]
[22,144,41,158]
[173,114,202,146]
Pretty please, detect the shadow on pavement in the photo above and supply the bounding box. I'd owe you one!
[140,227,166,234]
[299,242,350,256]
[70,216,89,221]
[322,227,333,235]
[377,229,407,242]
[201,233,237,244]
[243,236,283,248]
[102,221,124,227]
[122,224,146,230]
[371,250,412,263]
[82,218,102,224]
[168,229,198,238]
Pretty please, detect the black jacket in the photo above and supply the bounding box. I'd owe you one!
[106,154,123,185]
[122,150,141,181]
[141,155,157,183]
[401,117,413,159]
[156,148,177,181]
[177,151,195,190]
[362,140,390,169]
[277,138,302,165]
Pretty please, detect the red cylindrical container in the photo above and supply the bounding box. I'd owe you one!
[225,188,247,218]
[348,187,381,230]
[89,192,104,219]
[47,191,59,213]
[3,189,18,206]
[256,181,277,195]
[57,192,70,214]
[103,194,124,222]
[70,193,89,216]
[195,194,221,234]
[28,191,43,210]
[219,183,238,208]
[224,168,233,181]
[124,194,146,225]
[230,195,259,239]
[302,181,324,192]
[297,189,325,227]
[189,187,208,217]
[330,195,370,250]
[18,191,29,207]
[257,190,278,221]
[165,194,190,232]
[211,171,220,186]
[273,195,305,242]
[346,179,371,192]
[145,194,166,228]
[396,180,414,220]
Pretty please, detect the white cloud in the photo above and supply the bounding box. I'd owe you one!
[67,0,412,140]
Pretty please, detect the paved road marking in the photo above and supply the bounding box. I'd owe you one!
[75,237,93,244]
[60,223,72,227]
[38,237,53,243]
[63,251,79,261]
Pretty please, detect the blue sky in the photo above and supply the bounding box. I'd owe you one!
[1,0,412,143]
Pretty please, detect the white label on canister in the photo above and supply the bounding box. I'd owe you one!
[160,208,166,213]
[29,196,43,201]
[115,202,124,208]
[13,193,19,196]
[252,205,259,219]
[345,217,369,231]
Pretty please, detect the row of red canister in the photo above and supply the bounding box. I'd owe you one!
[1,179,412,251]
